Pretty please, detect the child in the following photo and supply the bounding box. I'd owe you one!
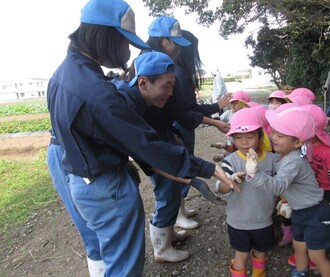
[267,90,289,110]
[246,107,330,277]
[217,108,278,277]
[211,91,250,162]
[287,104,330,270]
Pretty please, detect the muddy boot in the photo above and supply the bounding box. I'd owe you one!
[251,252,267,277]
[87,257,106,277]
[291,268,309,276]
[229,260,247,277]
[149,223,190,263]
[182,198,197,218]
[278,224,292,246]
[213,153,225,163]
[175,199,199,230]
[171,228,188,244]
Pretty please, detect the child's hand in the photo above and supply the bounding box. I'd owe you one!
[210,142,227,149]
[246,148,258,177]
[231,172,246,184]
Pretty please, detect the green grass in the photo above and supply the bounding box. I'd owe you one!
[0,118,51,134]
[0,100,48,116]
[0,149,56,233]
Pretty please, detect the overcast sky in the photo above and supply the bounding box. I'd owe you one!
[0,0,253,80]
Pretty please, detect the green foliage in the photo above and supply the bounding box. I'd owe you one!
[0,150,56,231]
[142,0,330,92]
[0,118,51,134]
[0,103,48,116]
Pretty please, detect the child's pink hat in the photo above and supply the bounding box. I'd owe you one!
[290,87,315,102]
[267,90,287,100]
[265,107,316,141]
[301,104,330,146]
[250,105,271,135]
[246,101,260,108]
[275,102,299,113]
[226,108,262,136]
[285,95,313,106]
[230,91,250,106]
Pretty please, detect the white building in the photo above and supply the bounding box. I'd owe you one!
[0,78,48,102]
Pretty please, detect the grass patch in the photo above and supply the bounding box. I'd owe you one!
[0,118,51,134]
[0,149,56,232]
[0,102,48,116]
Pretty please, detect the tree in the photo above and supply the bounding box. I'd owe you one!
[143,0,330,97]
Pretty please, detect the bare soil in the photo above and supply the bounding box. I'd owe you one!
[0,115,321,277]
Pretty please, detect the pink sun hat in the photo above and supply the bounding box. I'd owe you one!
[286,95,313,106]
[265,107,316,141]
[250,105,271,135]
[275,102,299,113]
[301,104,330,146]
[230,91,250,107]
[246,101,260,108]
[267,90,287,100]
[226,108,262,136]
[290,87,315,102]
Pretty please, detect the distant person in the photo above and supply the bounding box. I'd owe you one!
[324,70,330,116]
[212,70,228,104]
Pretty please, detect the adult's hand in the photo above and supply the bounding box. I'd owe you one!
[217,93,232,110]
[214,165,241,192]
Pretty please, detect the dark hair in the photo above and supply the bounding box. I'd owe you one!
[268,97,287,104]
[145,37,165,53]
[68,23,128,71]
[174,30,204,91]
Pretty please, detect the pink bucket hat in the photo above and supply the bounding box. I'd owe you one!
[230,91,250,106]
[267,90,287,100]
[285,95,313,106]
[226,108,262,136]
[250,105,271,135]
[265,107,316,141]
[301,104,330,146]
[290,88,315,102]
[275,102,299,113]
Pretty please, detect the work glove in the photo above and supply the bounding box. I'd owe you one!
[246,148,258,177]
[213,153,225,163]
[279,202,292,219]
[190,178,221,205]
[211,142,227,149]
[230,172,246,184]
[276,200,283,214]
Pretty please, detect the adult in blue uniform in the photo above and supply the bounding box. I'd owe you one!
[47,1,235,276]
[173,30,232,230]
[141,16,231,262]
[47,130,104,276]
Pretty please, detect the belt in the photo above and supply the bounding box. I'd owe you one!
[50,136,60,145]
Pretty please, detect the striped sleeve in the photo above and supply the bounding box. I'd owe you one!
[221,159,234,176]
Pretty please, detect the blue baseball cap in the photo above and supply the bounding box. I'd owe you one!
[148,16,191,47]
[129,51,175,87]
[80,0,150,50]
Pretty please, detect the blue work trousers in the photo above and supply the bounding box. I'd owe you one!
[150,174,182,227]
[47,143,101,260]
[69,166,145,277]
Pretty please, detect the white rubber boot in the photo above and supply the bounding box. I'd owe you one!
[171,228,188,244]
[182,198,197,218]
[87,257,106,277]
[175,199,199,230]
[149,223,190,263]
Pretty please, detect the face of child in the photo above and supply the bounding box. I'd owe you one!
[230,100,242,112]
[232,130,261,155]
[268,98,283,110]
[270,129,303,156]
